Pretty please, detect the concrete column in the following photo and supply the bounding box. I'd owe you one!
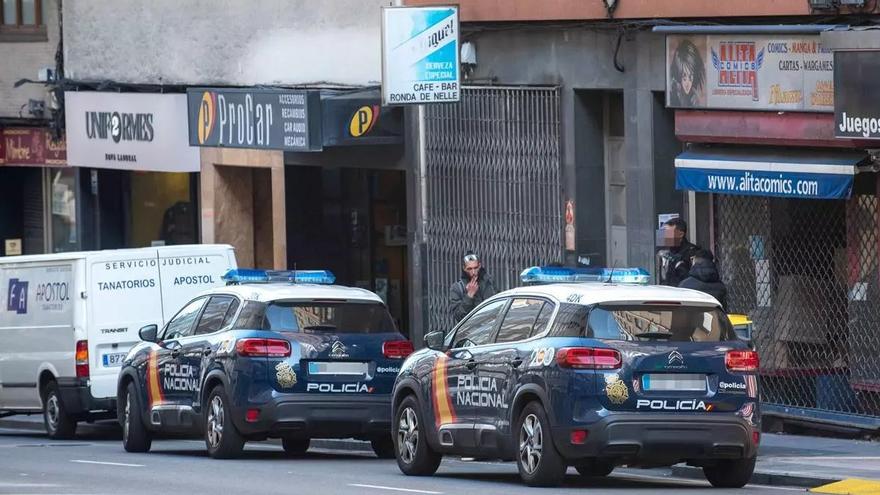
[199,147,286,270]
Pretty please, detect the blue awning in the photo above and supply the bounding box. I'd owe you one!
[675,147,868,200]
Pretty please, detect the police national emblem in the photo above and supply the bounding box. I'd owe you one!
[275,362,297,388]
[604,374,629,405]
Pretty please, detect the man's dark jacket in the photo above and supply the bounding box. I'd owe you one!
[449,268,498,323]
[660,239,700,287]
[679,260,728,311]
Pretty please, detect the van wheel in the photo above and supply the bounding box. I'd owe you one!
[204,385,245,459]
[371,435,395,459]
[394,396,441,476]
[703,456,756,488]
[515,402,566,487]
[281,437,310,456]
[575,459,615,477]
[122,382,152,453]
[43,382,77,440]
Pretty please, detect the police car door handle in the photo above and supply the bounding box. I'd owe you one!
[509,358,523,367]
[466,360,478,370]
[203,348,212,356]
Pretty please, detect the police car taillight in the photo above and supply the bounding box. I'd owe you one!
[235,338,292,357]
[383,340,414,359]
[725,350,759,372]
[74,340,89,378]
[556,347,621,369]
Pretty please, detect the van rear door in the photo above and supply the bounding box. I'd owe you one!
[156,245,237,321]
[87,250,163,401]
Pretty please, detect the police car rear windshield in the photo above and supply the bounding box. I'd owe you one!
[552,303,736,342]
[235,300,397,334]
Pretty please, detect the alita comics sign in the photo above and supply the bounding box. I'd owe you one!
[666,34,833,112]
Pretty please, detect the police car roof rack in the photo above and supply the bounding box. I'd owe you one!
[222,268,336,285]
[520,266,650,285]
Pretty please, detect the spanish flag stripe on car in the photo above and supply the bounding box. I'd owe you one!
[431,354,456,427]
[146,351,164,407]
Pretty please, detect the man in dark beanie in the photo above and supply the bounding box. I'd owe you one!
[679,249,728,311]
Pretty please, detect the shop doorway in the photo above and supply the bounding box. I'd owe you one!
[285,166,408,332]
[0,166,44,255]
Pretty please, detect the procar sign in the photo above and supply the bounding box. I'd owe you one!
[381,6,460,105]
[834,51,880,139]
[186,88,322,151]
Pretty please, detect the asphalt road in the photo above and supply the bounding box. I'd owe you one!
[0,425,805,495]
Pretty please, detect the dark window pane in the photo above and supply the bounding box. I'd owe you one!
[221,298,240,328]
[530,302,555,337]
[233,301,267,330]
[163,298,206,340]
[22,0,35,24]
[3,0,16,25]
[496,298,544,343]
[263,301,397,334]
[451,299,506,348]
[195,296,234,335]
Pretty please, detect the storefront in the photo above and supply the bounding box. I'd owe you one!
[0,128,67,256]
[663,29,880,428]
[185,87,410,329]
[64,91,200,251]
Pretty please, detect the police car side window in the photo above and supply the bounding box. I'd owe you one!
[162,297,207,340]
[195,296,236,335]
[496,298,545,344]
[452,299,507,348]
[530,302,555,337]
[221,298,241,328]
[548,303,589,338]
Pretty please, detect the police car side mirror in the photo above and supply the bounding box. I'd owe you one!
[424,331,444,350]
[139,324,158,343]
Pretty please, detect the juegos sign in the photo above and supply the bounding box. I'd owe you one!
[834,51,880,139]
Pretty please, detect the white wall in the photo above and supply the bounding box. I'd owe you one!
[64,0,385,86]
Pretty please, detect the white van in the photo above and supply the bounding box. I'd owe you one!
[0,244,236,438]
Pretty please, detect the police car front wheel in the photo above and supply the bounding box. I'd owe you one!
[394,396,441,476]
[204,385,245,459]
[515,402,566,487]
[121,382,151,453]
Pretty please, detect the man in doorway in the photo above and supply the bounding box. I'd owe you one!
[679,249,728,311]
[657,217,701,287]
[449,251,497,323]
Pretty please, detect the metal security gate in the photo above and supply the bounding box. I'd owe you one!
[715,192,880,429]
[423,87,563,335]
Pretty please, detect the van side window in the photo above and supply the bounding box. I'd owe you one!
[195,296,236,335]
[162,298,206,340]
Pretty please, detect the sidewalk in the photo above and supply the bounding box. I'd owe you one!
[2,415,878,489]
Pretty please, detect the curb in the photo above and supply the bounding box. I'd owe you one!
[671,465,841,488]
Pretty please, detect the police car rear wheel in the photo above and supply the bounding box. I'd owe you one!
[574,459,614,477]
[43,382,76,440]
[122,382,151,452]
[281,437,310,456]
[703,456,756,488]
[516,402,565,487]
[204,386,245,459]
[394,396,441,476]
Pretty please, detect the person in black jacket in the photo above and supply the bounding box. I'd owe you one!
[679,249,728,311]
[449,252,498,323]
[657,217,701,287]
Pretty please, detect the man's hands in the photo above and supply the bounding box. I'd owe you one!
[466,275,479,298]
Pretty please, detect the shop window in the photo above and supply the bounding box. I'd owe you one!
[1,0,46,41]
[49,168,77,253]
[130,172,196,247]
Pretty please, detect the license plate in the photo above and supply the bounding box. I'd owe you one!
[642,373,706,392]
[308,361,368,376]
[102,352,127,368]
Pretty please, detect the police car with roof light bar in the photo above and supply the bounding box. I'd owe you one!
[117,269,412,459]
[392,266,760,487]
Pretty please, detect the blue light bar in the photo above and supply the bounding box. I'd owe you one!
[222,269,336,285]
[520,266,650,285]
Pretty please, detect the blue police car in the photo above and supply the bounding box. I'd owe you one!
[117,269,412,459]
[392,267,760,487]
